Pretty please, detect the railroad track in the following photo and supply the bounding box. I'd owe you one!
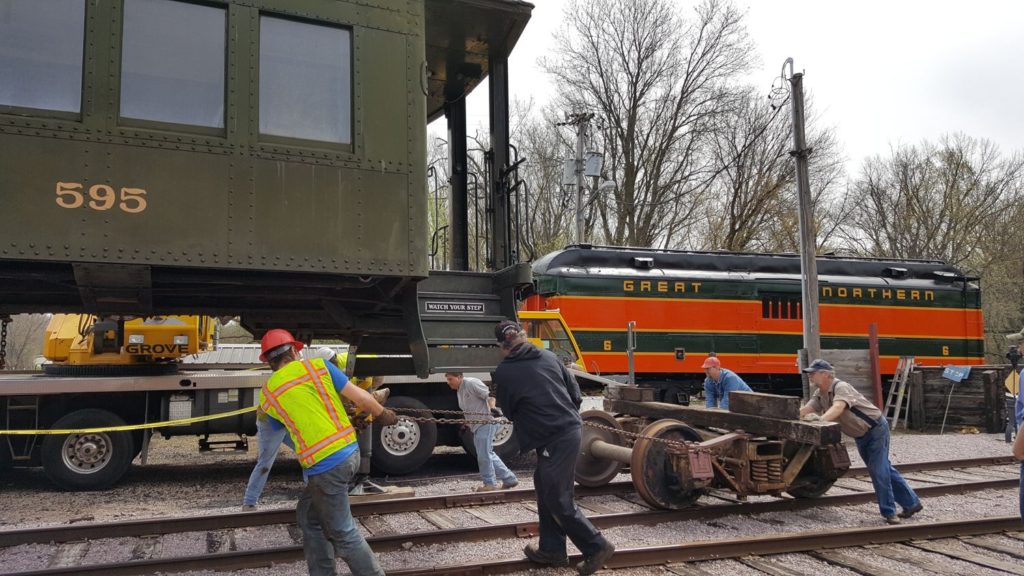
[0,456,1017,575]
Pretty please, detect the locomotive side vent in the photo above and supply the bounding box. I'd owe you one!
[883,266,909,279]
[631,257,654,269]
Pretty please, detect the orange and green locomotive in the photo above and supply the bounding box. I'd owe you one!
[525,245,984,399]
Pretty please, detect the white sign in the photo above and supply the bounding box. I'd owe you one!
[425,301,485,314]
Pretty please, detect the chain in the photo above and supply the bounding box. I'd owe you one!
[0,316,9,371]
[584,420,704,452]
[391,407,507,426]
[391,406,705,453]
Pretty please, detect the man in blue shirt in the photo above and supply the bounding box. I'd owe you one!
[258,329,397,576]
[702,356,752,410]
[1008,330,1024,523]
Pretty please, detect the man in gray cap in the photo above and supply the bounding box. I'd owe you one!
[799,358,922,524]
[493,319,615,575]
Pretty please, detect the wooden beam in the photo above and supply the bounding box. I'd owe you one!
[603,399,841,445]
[728,391,800,420]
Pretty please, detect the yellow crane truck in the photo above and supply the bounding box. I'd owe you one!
[0,310,585,490]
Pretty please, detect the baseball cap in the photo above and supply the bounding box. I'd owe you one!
[801,358,834,373]
[495,320,523,343]
[701,356,721,369]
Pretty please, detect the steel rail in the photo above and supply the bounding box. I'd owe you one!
[387,515,1024,575]
[4,477,1016,576]
[0,455,1014,548]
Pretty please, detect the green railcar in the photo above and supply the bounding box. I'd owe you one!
[0,0,532,375]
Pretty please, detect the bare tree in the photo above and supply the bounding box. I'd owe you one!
[687,86,847,253]
[517,105,578,255]
[544,0,754,247]
[843,134,1023,266]
[1,314,49,371]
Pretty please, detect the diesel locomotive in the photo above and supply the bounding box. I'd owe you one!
[526,245,984,398]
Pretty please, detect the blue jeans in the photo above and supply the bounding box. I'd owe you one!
[298,451,384,576]
[1019,463,1023,524]
[854,422,920,518]
[243,418,294,506]
[473,423,517,486]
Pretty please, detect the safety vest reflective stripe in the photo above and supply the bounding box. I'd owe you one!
[301,360,344,430]
[259,384,311,454]
[260,357,357,469]
[297,426,355,460]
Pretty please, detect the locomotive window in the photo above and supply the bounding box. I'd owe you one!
[521,318,580,365]
[762,294,802,320]
[259,16,352,144]
[120,0,225,128]
[0,0,84,113]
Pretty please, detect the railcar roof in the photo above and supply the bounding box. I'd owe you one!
[425,0,533,121]
[533,245,973,282]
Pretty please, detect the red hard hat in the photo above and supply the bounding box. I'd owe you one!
[701,356,721,369]
[260,329,304,362]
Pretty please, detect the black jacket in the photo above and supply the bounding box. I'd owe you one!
[494,342,583,452]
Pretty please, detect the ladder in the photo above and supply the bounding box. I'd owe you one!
[884,356,915,429]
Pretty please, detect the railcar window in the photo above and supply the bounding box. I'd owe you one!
[120,0,225,128]
[762,294,802,320]
[0,0,84,113]
[259,16,352,144]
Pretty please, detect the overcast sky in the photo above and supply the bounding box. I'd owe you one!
[436,0,1024,175]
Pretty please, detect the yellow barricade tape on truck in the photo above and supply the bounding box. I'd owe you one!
[0,406,257,435]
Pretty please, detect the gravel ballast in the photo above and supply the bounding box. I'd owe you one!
[0,429,1019,575]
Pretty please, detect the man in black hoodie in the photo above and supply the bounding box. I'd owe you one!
[493,320,615,576]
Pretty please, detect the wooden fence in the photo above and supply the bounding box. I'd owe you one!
[907,365,1010,433]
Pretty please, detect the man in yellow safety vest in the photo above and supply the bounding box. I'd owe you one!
[259,329,397,576]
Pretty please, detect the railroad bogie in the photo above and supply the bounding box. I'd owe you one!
[577,400,850,509]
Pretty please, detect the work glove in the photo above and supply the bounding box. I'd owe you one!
[490,407,504,418]
[375,408,399,426]
[801,412,821,422]
[350,412,371,429]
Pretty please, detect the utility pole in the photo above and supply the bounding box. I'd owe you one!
[785,59,821,362]
[558,112,594,244]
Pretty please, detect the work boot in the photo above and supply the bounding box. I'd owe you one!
[474,484,500,492]
[502,478,519,489]
[576,540,615,575]
[523,543,569,567]
[372,387,391,405]
[241,504,257,512]
[898,502,923,519]
[884,515,901,525]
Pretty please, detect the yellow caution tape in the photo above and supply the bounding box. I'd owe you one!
[0,406,257,435]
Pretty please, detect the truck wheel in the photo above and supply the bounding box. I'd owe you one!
[460,422,520,462]
[41,409,135,491]
[371,396,437,475]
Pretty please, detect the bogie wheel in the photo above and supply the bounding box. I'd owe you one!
[460,421,520,462]
[631,419,704,509]
[786,476,836,498]
[41,409,135,491]
[371,396,437,475]
[576,410,626,487]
